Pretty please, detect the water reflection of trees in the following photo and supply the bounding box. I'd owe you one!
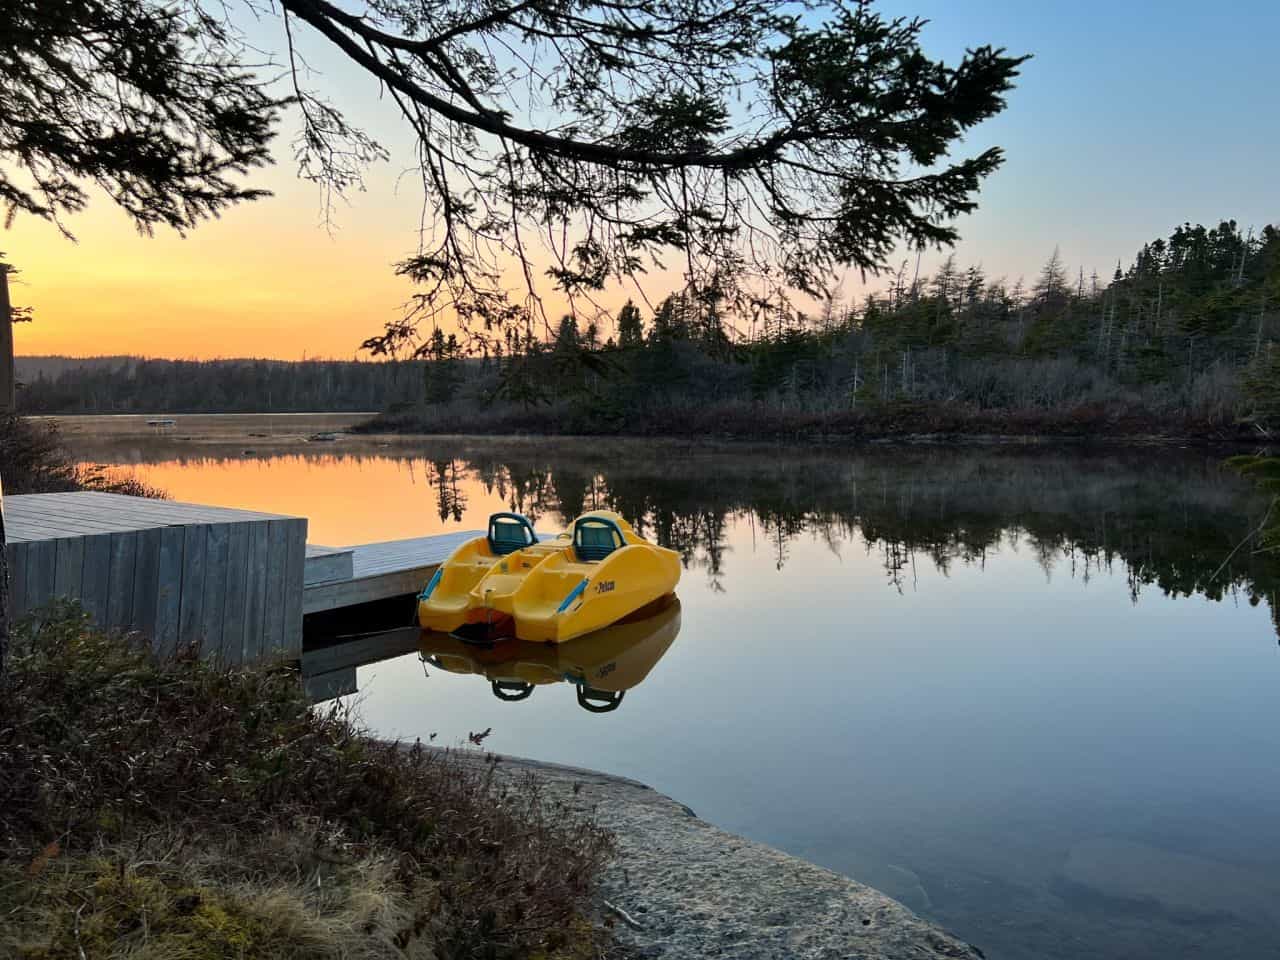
[426,460,467,522]
[449,446,1280,636]
[83,443,1280,635]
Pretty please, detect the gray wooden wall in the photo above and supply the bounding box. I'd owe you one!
[4,518,306,664]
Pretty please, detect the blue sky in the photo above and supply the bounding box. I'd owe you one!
[878,0,1280,283]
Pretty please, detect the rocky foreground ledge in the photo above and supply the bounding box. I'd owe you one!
[479,752,984,960]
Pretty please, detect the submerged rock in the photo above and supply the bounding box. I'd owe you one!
[1056,837,1280,927]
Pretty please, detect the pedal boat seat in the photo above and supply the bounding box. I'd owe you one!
[488,512,538,556]
[573,516,625,562]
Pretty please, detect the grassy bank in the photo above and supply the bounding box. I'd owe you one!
[0,607,613,959]
[358,397,1263,444]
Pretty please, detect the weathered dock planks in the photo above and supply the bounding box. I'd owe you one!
[304,543,354,585]
[302,530,481,614]
[4,492,306,662]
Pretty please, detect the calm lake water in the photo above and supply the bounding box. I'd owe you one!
[65,415,1280,960]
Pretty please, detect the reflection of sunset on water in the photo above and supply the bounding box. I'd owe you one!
[98,455,529,546]
[78,442,1280,629]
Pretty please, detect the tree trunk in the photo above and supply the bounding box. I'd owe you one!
[0,269,14,414]
[1,269,11,677]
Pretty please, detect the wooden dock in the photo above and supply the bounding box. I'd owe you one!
[303,531,479,614]
[5,492,306,662]
[3,491,485,665]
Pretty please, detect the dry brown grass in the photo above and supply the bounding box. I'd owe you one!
[0,607,614,959]
[3,829,428,960]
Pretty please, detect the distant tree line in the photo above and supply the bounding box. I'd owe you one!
[374,218,1280,437]
[16,358,428,414]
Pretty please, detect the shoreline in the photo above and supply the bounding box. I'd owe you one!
[41,415,1268,455]
[448,747,985,959]
[27,409,1271,451]
[359,428,1261,449]
[356,400,1273,449]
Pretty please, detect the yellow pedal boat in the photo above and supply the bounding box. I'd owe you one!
[417,510,680,643]
[420,596,681,712]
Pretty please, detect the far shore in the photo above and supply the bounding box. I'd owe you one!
[35,407,1272,451]
[355,402,1270,448]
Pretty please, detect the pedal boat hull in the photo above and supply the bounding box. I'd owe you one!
[418,511,680,643]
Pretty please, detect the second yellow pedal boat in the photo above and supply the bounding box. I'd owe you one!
[418,510,680,643]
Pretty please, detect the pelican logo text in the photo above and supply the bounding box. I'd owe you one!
[595,580,616,595]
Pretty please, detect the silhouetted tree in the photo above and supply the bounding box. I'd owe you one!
[1,0,281,233]
[618,301,645,351]
[302,0,1029,352]
[1034,247,1069,304]
[422,328,464,403]
[6,0,1031,358]
[553,316,581,356]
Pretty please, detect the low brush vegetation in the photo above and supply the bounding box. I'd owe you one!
[0,415,163,497]
[0,606,614,960]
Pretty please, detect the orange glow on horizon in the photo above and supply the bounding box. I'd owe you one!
[5,179,424,360]
[2,173,685,361]
[3,163,852,362]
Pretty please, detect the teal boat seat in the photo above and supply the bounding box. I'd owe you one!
[573,516,625,562]
[488,512,537,556]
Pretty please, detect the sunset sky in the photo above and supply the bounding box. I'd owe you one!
[5,0,1277,360]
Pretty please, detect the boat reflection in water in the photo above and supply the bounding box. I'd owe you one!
[420,596,681,713]
[303,595,681,713]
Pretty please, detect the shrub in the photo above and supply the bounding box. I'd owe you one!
[0,415,164,496]
[0,606,613,959]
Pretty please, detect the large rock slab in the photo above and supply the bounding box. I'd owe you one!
[486,753,984,959]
